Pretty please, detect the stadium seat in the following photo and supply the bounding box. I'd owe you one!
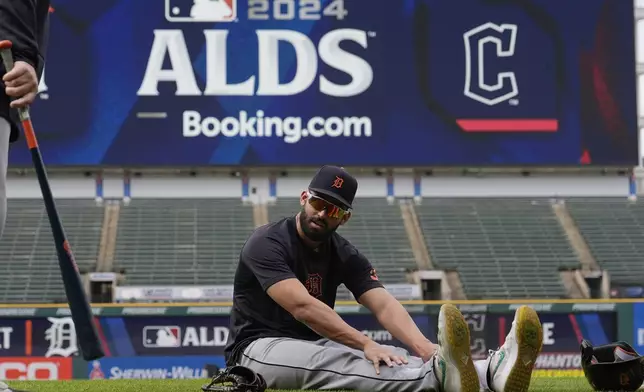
[565,197,644,286]
[0,199,104,303]
[112,198,255,286]
[413,198,578,299]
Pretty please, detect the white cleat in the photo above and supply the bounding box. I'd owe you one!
[487,305,543,392]
[433,303,480,392]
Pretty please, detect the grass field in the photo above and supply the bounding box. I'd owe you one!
[7,377,603,392]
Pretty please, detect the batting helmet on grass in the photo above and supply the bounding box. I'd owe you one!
[581,339,644,391]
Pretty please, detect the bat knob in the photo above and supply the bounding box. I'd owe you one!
[0,40,12,50]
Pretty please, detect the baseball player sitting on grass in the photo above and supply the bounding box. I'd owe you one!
[223,165,544,392]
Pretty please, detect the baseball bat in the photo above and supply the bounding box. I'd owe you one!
[0,40,104,361]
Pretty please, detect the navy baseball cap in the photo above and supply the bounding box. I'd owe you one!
[308,165,358,209]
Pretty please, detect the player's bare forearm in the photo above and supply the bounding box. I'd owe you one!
[372,297,435,359]
[358,288,436,360]
[295,299,372,351]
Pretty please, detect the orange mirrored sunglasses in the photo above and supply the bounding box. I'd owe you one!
[307,192,350,219]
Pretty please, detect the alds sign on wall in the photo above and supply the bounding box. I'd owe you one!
[124,318,233,356]
[143,326,230,348]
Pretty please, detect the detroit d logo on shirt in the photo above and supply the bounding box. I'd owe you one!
[305,273,323,298]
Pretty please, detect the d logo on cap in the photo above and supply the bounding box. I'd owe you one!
[308,165,357,209]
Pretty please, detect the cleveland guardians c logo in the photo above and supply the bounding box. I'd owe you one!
[463,22,519,106]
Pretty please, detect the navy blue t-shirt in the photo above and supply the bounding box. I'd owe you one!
[224,216,383,365]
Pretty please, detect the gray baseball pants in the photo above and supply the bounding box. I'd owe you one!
[0,118,9,239]
[236,337,490,392]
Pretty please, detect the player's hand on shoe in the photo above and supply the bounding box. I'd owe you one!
[4,61,38,108]
[363,340,407,375]
[415,340,439,362]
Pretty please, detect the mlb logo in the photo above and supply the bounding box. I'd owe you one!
[165,0,236,22]
[143,326,182,348]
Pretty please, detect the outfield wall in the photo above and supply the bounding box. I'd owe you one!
[0,299,640,380]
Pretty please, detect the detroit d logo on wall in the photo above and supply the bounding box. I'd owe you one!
[463,22,518,106]
[44,317,78,357]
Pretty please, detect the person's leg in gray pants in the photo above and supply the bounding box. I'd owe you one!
[237,337,440,392]
[0,118,10,239]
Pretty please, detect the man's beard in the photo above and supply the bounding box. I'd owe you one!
[298,206,338,242]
